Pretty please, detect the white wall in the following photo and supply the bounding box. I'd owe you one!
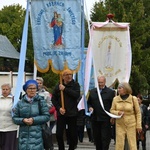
[0,72,33,94]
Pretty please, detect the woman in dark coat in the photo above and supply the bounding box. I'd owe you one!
[13,80,50,150]
[137,95,149,150]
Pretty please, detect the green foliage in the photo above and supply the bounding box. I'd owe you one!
[1,2,150,95]
[90,2,108,22]
[0,4,59,90]
[0,4,25,51]
[90,0,150,96]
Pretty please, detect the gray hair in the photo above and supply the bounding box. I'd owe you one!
[97,75,106,82]
[1,83,11,89]
[36,77,44,83]
[118,82,132,94]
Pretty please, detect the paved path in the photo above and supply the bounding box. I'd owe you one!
[53,139,114,150]
[53,130,150,150]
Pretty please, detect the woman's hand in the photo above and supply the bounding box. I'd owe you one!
[118,111,124,116]
[23,118,33,125]
[137,128,142,134]
[28,118,33,125]
[23,118,28,124]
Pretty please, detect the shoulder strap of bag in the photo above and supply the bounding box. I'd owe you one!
[132,96,136,113]
[38,99,41,114]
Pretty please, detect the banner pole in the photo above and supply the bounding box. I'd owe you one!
[60,74,64,109]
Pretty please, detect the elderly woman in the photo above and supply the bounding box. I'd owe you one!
[36,77,52,108]
[0,83,18,150]
[110,82,142,150]
[36,77,54,150]
[13,80,50,150]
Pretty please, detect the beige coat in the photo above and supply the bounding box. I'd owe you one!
[110,95,141,150]
[0,95,18,131]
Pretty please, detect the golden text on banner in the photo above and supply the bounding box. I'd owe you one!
[30,0,82,73]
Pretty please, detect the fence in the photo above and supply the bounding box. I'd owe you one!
[0,71,33,94]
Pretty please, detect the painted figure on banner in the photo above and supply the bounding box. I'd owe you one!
[50,11,63,46]
[105,41,113,70]
[31,0,81,72]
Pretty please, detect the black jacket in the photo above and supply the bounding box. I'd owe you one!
[141,104,149,129]
[88,86,115,121]
[52,79,80,117]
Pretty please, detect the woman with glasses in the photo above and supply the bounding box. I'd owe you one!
[13,79,50,150]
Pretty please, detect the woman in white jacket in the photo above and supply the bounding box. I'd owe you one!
[0,83,18,150]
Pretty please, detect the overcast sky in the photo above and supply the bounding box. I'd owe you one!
[0,0,27,9]
[0,0,100,16]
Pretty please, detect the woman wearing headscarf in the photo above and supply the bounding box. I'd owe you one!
[13,80,50,150]
[0,83,18,150]
[110,82,142,150]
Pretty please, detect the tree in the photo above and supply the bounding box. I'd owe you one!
[90,0,150,96]
[0,4,34,72]
[0,4,59,90]
[0,4,25,51]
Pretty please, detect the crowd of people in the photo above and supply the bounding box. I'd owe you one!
[0,69,150,150]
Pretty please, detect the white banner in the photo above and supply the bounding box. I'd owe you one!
[91,22,132,87]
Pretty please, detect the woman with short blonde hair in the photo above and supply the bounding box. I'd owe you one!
[110,82,142,150]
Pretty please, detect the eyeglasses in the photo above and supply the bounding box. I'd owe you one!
[27,88,37,91]
[63,74,72,76]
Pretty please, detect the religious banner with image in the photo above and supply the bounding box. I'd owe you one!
[77,48,95,94]
[30,0,82,73]
[91,21,132,87]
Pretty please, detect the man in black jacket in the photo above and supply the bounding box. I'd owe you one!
[88,75,115,150]
[52,69,80,150]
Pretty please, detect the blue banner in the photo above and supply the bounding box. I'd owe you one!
[30,0,82,73]
[13,1,30,108]
[78,48,95,94]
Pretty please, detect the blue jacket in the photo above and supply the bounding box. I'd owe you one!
[13,94,50,150]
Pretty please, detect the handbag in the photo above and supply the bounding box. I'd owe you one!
[38,100,53,149]
[41,123,53,149]
[49,106,57,121]
[49,106,56,114]
[136,130,144,141]
[132,97,144,141]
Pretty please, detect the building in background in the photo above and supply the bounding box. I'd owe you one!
[0,35,33,94]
